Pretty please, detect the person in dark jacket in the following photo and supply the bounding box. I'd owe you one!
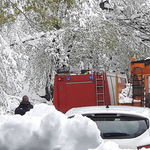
[15,95,33,115]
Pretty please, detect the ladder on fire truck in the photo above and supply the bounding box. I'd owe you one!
[95,71,105,105]
[132,67,145,106]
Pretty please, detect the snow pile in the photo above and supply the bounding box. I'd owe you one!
[91,141,133,150]
[0,104,100,150]
[0,103,136,150]
[119,83,133,103]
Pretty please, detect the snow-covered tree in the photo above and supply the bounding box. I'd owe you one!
[0,0,150,114]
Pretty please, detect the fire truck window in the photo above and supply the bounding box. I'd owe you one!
[118,78,121,83]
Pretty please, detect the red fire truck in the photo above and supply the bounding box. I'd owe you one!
[53,70,127,113]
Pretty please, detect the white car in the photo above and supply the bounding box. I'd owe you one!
[66,105,150,150]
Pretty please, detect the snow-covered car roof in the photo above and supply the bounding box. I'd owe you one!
[66,105,150,119]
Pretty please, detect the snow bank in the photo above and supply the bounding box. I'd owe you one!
[0,104,101,150]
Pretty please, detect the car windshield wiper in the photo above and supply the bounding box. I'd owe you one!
[102,132,130,138]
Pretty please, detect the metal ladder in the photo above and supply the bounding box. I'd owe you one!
[95,71,105,105]
[132,67,144,106]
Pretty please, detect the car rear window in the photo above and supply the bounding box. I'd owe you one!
[86,114,149,139]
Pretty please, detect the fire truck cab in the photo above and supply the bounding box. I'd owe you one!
[53,69,127,113]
